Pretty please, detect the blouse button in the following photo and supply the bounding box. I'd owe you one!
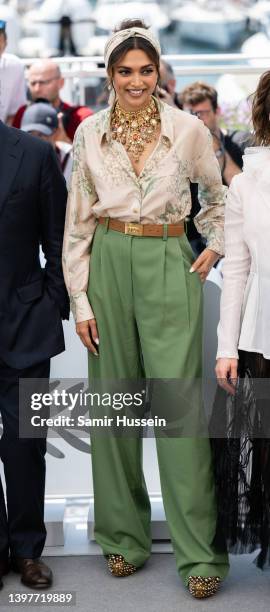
[133,207,139,214]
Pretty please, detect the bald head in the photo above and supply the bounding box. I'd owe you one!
[27,59,64,106]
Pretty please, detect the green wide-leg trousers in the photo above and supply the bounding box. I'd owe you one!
[88,223,229,584]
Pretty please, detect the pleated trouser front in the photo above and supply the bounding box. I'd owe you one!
[87,223,229,584]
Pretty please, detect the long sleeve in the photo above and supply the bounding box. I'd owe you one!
[217,177,251,359]
[62,123,98,323]
[40,143,69,320]
[8,62,27,117]
[191,125,227,255]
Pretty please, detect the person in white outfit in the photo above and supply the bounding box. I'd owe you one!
[0,20,26,124]
[213,70,270,569]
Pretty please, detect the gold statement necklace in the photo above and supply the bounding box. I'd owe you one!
[111,97,161,163]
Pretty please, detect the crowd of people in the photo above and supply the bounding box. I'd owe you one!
[0,18,252,194]
[1,13,270,605]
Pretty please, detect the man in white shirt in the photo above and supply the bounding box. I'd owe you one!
[0,20,27,124]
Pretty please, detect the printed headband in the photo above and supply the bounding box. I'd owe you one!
[104,27,161,69]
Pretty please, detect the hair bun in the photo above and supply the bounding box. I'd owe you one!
[115,19,149,33]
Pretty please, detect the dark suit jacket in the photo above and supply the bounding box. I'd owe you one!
[0,121,69,369]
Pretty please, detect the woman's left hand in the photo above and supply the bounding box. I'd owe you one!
[189,248,220,283]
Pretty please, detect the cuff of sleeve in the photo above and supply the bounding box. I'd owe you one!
[70,292,94,323]
[206,236,224,257]
[193,218,225,257]
[216,350,239,359]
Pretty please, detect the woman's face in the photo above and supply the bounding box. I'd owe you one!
[112,48,158,112]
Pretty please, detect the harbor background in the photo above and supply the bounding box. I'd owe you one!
[2,0,270,116]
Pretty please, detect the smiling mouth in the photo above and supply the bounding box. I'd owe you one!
[127,89,146,96]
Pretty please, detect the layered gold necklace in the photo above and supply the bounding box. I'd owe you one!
[110,97,161,163]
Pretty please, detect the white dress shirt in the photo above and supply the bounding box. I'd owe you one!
[0,53,27,122]
[217,147,270,359]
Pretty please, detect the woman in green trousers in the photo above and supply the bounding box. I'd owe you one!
[63,18,229,599]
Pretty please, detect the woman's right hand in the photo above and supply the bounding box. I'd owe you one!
[76,318,99,356]
[215,358,238,395]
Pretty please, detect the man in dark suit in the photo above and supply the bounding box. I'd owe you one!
[0,120,69,589]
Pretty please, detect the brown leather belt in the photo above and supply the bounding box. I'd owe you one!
[98,217,185,237]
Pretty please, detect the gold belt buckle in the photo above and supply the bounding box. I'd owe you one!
[124,222,143,236]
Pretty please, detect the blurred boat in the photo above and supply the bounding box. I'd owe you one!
[0,2,20,53]
[93,0,170,35]
[248,0,270,31]
[10,0,43,12]
[171,0,248,49]
[83,34,107,56]
[241,26,270,67]
[22,0,96,56]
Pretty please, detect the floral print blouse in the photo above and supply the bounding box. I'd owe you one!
[63,98,226,322]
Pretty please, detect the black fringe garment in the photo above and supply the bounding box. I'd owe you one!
[210,351,270,568]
